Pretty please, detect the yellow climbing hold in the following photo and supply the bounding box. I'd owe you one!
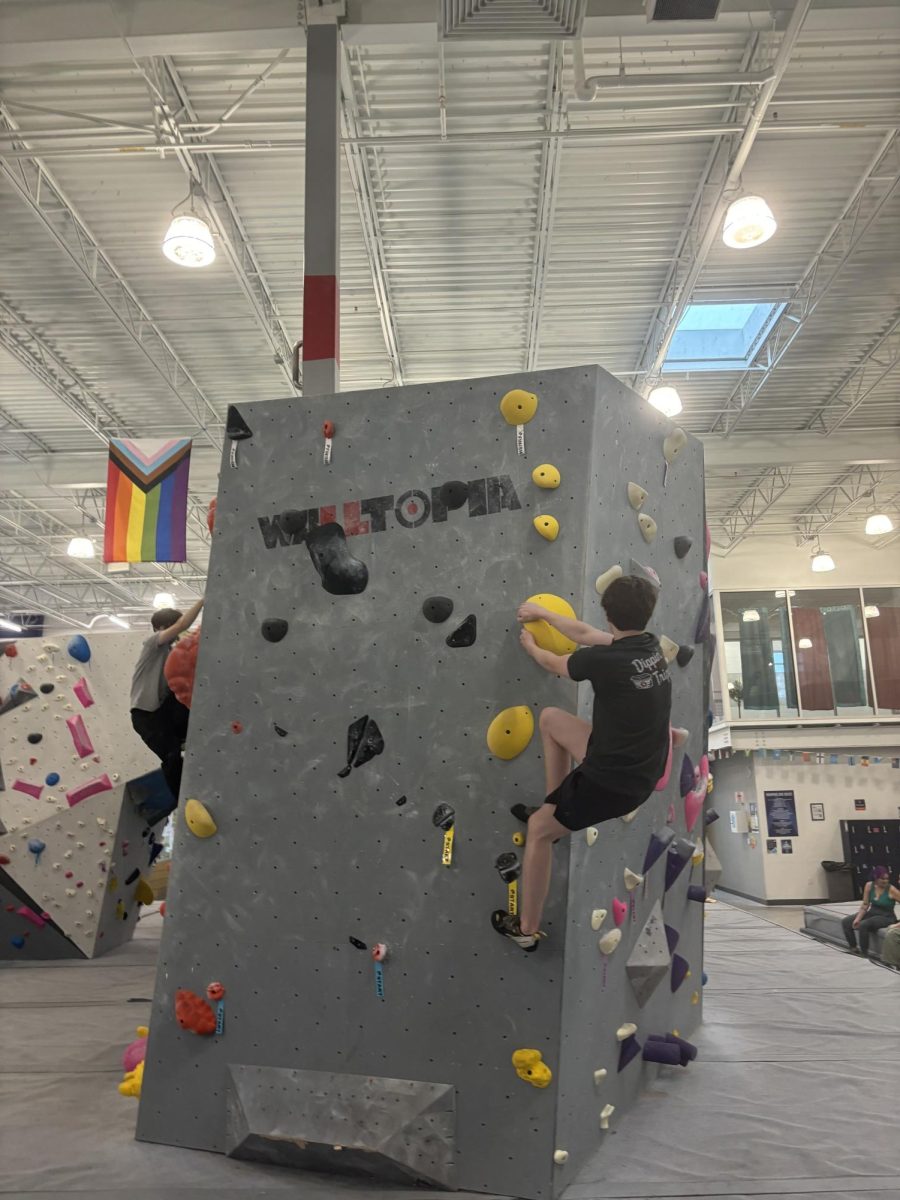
[663,427,688,465]
[184,797,217,839]
[134,877,155,906]
[616,1022,637,1041]
[118,1058,145,1098]
[512,831,525,847]
[638,513,658,543]
[598,929,621,955]
[594,564,623,596]
[600,1103,615,1130]
[692,842,705,867]
[624,868,644,891]
[585,826,599,846]
[627,482,648,510]
[593,1068,608,1085]
[500,388,538,426]
[532,463,561,489]
[533,514,559,542]
[512,1048,553,1089]
[691,990,700,1005]
[523,593,577,655]
[659,635,679,664]
[487,706,535,760]
[553,1150,569,1165]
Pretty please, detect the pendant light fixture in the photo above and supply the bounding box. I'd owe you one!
[66,536,95,558]
[864,512,893,536]
[810,542,835,572]
[647,385,683,418]
[162,179,215,268]
[153,592,177,610]
[722,194,777,250]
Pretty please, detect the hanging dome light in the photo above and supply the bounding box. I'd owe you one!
[163,213,215,268]
[798,637,813,649]
[647,385,683,418]
[864,512,893,536]
[153,592,177,610]
[722,195,777,250]
[67,536,95,558]
[864,604,880,619]
[741,609,761,623]
[810,545,835,572]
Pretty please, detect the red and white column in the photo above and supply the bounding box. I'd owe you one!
[302,21,341,397]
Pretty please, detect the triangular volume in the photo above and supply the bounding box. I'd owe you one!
[664,837,695,891]
[617,1034,642,1072]
[626,901,670,1007]
[642,826,675,873]
[225,405,253,441]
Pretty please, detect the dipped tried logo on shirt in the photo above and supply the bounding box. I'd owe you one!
[629,651,669,691]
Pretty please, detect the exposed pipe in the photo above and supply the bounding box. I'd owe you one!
[572,40,774,101]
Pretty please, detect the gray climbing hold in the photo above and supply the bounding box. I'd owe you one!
[306,524,368,595]
[676,644,695,668]
[422,596,454,624]
[261,619,288,643]
[673,536,692,559]
[626,900,670,1007]
[438,481,468,510]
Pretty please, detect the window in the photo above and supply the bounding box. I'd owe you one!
[662,302,785,372]
[719,590,798,720]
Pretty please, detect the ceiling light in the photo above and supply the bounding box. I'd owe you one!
[722,195,777,250]
[67,536,95,558]
[162,214,215,268]
[742,609,761,622]
[0,617,23,633]
[798,637,813,649]
[810,546,835,572]
[864,604,880,619]
[153,592,177,610]
[865,512,894,536]
[647,385,683,418]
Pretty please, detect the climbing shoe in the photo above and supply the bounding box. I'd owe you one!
[511,803,539,824]
[491,910,545,952]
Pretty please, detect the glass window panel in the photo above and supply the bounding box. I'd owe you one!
[862,587,900,716]
[790,588,873,717]
[719,590,799,719]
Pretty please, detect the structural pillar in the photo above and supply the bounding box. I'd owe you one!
[302,20,341,397]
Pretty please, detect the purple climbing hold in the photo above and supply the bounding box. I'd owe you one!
[664,923,680,954]
[642,826,676,873]
[687,884,707,903]
[671,953,690,992]
[664,837,695,891]
[617,1034,642,1072]
[645,1033,696,1066]
[704,808,720,827]
[679,754,695,799]
[642,1039,681,1066]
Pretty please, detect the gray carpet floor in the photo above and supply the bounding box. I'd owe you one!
[1,902,898,1199]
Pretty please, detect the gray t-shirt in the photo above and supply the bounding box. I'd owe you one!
[130,633,171,712]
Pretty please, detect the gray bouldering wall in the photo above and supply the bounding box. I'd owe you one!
[136,365,707,1199]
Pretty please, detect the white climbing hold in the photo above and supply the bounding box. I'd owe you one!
[553,1150,569,1165]
[627,482,648,510]
[600,1103,615,1130]
[594,563,624,596]
[663,427,687,466]
[585,826,599,846]
[593,1068,608,1086]
[624,868,644,891]
[616,1023,637,1041]
[65,888,76,897]
[620,808,639,823]
[638,513,658,543]
[598,929,621,955]
[659,635,679,664]
[591,908,608,931]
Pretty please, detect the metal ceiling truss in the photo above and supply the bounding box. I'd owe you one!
[712,129,900,435]
[146,57,301,392]
[525,42,565,372]
[0,102,222,447]
[340,46,403,384]
[805,307,900,436]
[794,465,893,545]
[716,466,794,554]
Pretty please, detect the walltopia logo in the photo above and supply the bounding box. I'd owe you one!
[258,475,521,549]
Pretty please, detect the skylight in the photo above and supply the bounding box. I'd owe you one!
[662,301,785,372]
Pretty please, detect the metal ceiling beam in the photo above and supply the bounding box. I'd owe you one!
[804,308,900,436]
[794,465,893,545]
[340,45,403,384]
[715,467,794,555]
[712,130,900,436]
[634,0,812,384]
[150,57,301,393]
[525,42,565,372]
[0,102,222,447]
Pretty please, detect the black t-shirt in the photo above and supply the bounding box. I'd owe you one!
[567,632,672,798]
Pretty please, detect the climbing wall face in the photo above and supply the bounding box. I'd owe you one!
[136,366,707,1200]
[0,633,160,958]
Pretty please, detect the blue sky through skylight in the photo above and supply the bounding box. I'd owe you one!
[663,301,784,372]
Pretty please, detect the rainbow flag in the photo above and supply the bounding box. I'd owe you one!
[103,438,192,563]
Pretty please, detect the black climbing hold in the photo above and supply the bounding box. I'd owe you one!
[261,618,289,643]
[693,592,710,644]
[674,536,692,559]
[495,852,521,883]
[306,523,368,595]
[125,868,140,886]
[338,715,384,778]
[432,803,455,831]
[395,795,407,806]
[273,723,288,738]
[422,596,454,624]
[676,644,695,668]
[438,480,469,510]
[225,405,252,441]
[27,733,42,745]
[446,613,477,648]
[39,683,54,695]
[348,937,368,951]
[281,510,307,537]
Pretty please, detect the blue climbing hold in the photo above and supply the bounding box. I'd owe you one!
[45,773,60,786]
[27,838,46,865]
[702,970,709,986]
[11,936,25,949]
[67,635,91,663]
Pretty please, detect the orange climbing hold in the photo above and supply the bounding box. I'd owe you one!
[175,988,217,1035]
[164,630,200,709]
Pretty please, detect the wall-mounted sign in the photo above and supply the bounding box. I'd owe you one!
[810,802,825,822]
[781,839,793,855]
[764,790,799,837]
[766,839,778,854]
[854,798,866,811]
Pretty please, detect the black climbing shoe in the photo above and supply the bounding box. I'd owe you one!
[511,803,539,824]
[491,910,544,953]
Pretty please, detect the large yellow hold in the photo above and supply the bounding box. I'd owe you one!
[512,1048,553,1088]
[487,706,535,760]
[184,797,217,839]
[532,463,560,489]
[524,593,577,656]
[500,388,538,425]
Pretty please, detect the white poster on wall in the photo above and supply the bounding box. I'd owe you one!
[729,811,738,832]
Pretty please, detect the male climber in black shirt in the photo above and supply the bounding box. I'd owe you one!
[492,575,681,952]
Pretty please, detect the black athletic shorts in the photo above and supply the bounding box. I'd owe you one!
[544,766,645,831]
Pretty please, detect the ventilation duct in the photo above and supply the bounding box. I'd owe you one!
[646,0,721,19]
[439,0,586,39]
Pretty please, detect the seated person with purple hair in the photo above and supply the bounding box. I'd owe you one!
[841,866,900,958]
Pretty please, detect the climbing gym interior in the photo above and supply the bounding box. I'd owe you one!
[1,4,899,1200]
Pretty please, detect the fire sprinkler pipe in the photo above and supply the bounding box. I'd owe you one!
[571,39,775,101]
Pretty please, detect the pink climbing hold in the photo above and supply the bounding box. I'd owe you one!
[699,754,709,780]
[66,773,112,808]
[667,802,675,824]
[16,907,46,929]
[685,787,704,833]
[73,676,94,709]
[66,713,94,759]
[699,570,708,592]
[612,897,628,927]
[653,726,674,792]
[12,780,43,800]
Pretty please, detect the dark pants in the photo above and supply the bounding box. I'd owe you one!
[841,909,895,956]
[131,694,190,803]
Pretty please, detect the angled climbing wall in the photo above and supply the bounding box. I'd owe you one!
[136,366,708,1199]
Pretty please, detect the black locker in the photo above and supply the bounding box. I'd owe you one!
[841,819,900,897]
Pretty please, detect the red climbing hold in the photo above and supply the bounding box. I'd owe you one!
[0,855,10,866]
[206,497,217,535]
[3,643,17,658]
[175,988,216,1036]
[323,419,335,439]
[206,981,225,1001]
[159,902,166,916]
[164,630,200,709]
[231,721,243,734]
